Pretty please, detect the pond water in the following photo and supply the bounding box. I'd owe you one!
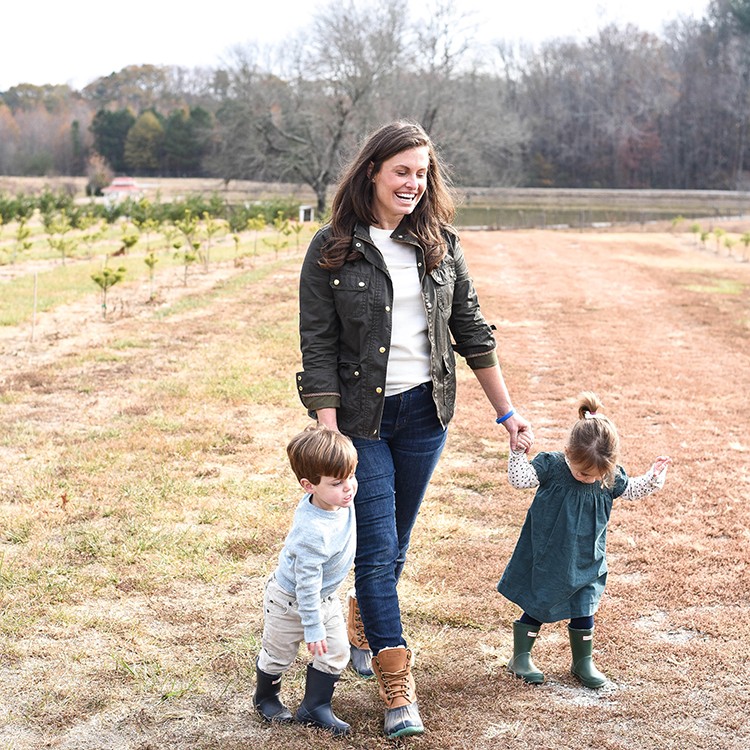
[454,205,716,229]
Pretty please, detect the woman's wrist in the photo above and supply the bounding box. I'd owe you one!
[496,408,515,424]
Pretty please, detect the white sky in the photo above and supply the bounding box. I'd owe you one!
[1,0,711,92]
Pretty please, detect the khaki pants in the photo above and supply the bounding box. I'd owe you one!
[257,575,349,676]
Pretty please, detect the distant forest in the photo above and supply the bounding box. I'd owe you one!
[2,0,750,211]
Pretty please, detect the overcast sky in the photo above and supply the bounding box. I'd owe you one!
[2,0,711,92]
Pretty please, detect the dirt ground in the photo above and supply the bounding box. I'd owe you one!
[1,221,749,749]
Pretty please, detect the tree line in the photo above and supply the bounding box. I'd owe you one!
[1,0,749,212]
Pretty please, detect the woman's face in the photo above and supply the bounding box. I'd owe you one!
[370,146,429,229]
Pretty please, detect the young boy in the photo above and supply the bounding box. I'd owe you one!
[254,425,358,736]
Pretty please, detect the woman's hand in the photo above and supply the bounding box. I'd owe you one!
[652,455,671,475]
[315,407,339,432]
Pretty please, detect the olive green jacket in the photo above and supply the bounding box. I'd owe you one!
[296,222,498,439]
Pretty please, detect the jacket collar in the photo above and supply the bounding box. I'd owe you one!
[353,220,420,247]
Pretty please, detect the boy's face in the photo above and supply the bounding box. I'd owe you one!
[302,472,358,511]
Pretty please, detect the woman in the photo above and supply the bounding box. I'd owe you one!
[296,121,531,738]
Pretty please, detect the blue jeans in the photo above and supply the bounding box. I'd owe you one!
[350,383,447,654]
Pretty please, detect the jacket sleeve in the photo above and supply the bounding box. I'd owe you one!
[296,229,341,411]
[447,233,499,369]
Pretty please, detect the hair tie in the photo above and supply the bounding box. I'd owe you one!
[584,411,598,419]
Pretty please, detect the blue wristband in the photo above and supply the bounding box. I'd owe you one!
[496,409,515,424]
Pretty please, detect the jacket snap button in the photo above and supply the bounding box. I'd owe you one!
[354,371,360,377]
[358,281,365,287]
[376,387,383,394]
[379,347,386,353]
[333,279,340,285]
[385,306,391,312]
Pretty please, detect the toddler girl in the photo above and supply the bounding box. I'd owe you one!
[497,392,670,688]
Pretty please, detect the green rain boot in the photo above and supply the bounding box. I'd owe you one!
[507,620,544,684]
[568,626,607,689]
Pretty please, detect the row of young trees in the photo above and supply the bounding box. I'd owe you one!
[2,0,750,208]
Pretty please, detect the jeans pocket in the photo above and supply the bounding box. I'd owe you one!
[266,596,292,616]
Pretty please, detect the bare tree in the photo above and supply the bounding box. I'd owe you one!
[0,105,20,173]
[404,1,477,133]
[517,25,676,188]
[251,0,406,214]
[725,0,750,186]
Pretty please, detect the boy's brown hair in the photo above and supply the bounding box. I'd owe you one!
[286,425,358,485]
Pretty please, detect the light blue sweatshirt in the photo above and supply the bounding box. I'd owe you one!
[274,495,356,643]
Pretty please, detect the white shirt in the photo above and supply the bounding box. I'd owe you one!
[369,227,431,396]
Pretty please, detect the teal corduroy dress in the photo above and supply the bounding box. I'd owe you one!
[497,451,628,622]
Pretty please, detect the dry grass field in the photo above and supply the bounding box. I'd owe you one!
[0,217,749,749]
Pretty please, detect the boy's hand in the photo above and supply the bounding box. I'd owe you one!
[307,638,328,657]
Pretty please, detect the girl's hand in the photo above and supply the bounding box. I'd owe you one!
[502,413,534,453]
[515,430,534,453]
[652,456,671,475]
[307,639,328,657]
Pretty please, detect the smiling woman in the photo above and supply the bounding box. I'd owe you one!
[295,120,532,738]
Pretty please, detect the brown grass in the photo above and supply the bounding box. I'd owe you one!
[0,220,749,749]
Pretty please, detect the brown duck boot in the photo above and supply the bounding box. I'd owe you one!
[346,589,374,677]
[371,646,424,738]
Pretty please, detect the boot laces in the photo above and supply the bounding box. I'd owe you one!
[352,606,367,643]
[349,597,369,649]
[379,665,410,701]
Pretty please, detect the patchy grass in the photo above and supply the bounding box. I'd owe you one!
[0,223,749,749]
[684,278,745,295]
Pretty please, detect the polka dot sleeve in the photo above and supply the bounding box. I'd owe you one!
[508,449,540,489]
[621,464,668,500]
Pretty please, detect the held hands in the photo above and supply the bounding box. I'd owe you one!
[307,638,328,657]
[514,427,534,454]
[501,412,534,453]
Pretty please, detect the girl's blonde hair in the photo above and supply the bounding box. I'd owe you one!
[565,392,620,487]
[287,425,358,485]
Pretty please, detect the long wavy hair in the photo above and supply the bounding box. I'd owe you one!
[320,121,456,272]
[565,391,620,487]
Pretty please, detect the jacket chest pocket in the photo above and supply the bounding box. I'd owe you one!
[429,261,456,311]
[330,274,369,318]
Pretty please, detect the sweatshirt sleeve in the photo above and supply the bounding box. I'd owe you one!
[292,551,328,644]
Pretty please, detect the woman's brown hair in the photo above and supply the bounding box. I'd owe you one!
[320,121,456,272]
